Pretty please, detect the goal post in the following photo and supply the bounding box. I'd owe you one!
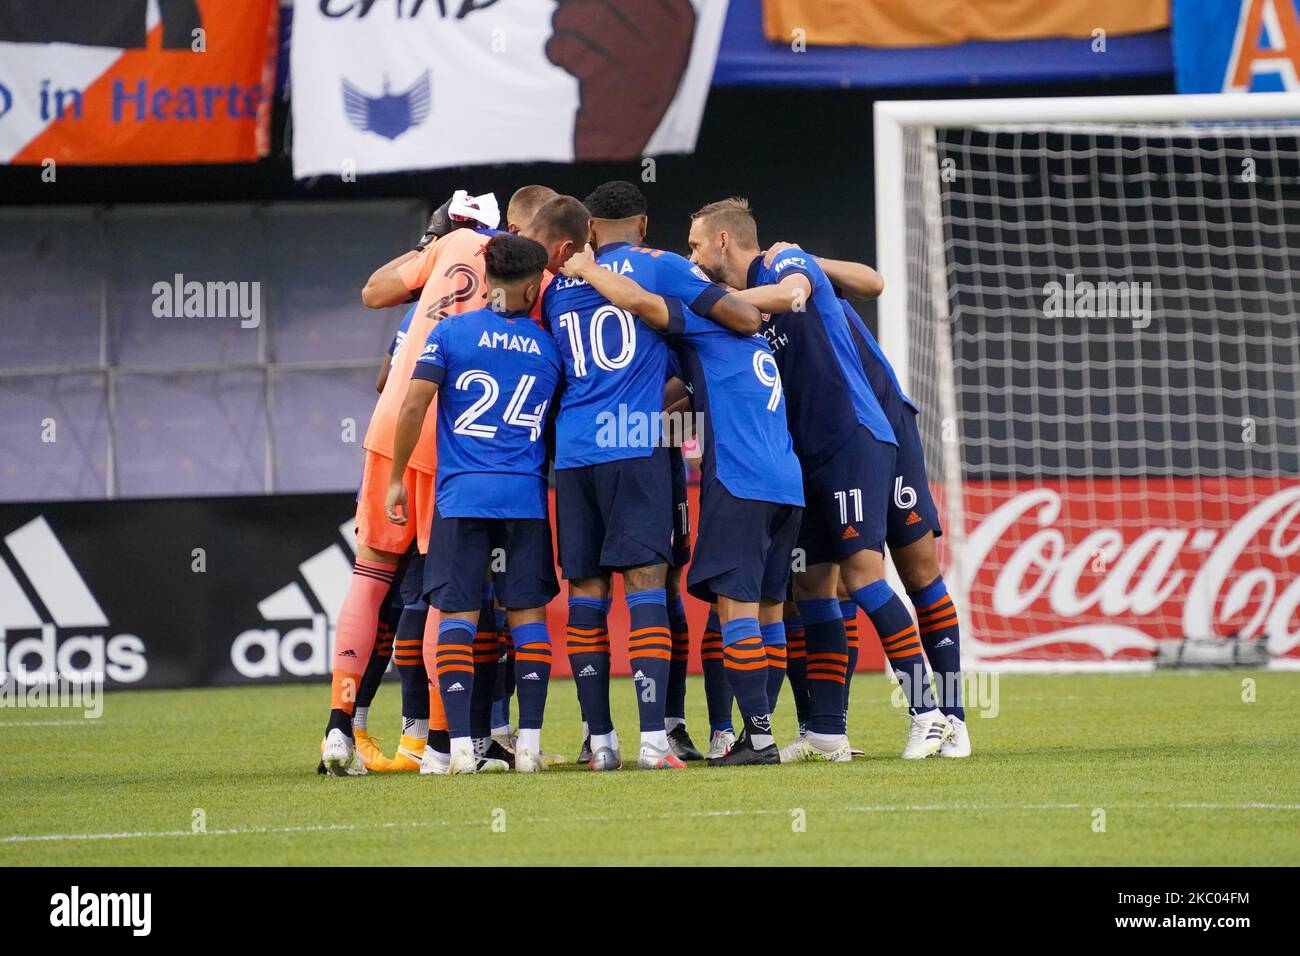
[874,92,1300,671]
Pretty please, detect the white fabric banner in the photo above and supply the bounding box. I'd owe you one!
[289,0,728,179]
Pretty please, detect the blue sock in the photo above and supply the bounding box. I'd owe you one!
[470,591,499,739]
[911,577,964,720]
[784,613,810,730]
[665,592,690,721]
[760,621,787,714]
[796,598,848,735]
[511,621,552,731]
[627,588,671,733]
[852,580,934,714]
[721,618,768,720]
[435,618,476,739]
[394,603,429,727]
[840,600,859,718]
[566,597,612,734]
[701,610,733,733]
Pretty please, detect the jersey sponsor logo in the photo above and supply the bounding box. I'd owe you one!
[477,330,542,355]
[772,256,809,274]
[419,340,439,361]
[0,516,148,690]
[342,71,432,141]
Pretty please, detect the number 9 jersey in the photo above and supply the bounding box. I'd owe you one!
[412,307,563,519]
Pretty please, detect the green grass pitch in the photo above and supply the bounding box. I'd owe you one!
[2,672,1298,866]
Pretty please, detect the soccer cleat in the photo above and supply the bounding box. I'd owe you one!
[902,711,954,760]
[707,731,779,767]
[849,743,866,758]
[478,738,515,770]
[578,735,593,764]
[419,747,449,776]
[588,746,622,771]
[448,749,479,775]
[939,715,971,758]
[778,735,852,764]
[637,743,687,770]
[390,735,426,772]
[353,729,397,772]
[320,728,368,776]
[515,748,548,773]
[667,724,705,761]
[491,729,517,755]
[707,728,736,761]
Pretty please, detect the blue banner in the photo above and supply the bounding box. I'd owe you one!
[1174,0,1300,93]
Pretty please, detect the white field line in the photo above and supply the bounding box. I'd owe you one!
[3,802,1299,846]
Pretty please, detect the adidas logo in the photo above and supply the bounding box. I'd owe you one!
[522,671,541,681]
[633,669,646,680]
[577,664,597,677]
[0,516,148,687]
[841,525,859,540]
[934,637,955,648]
[446,681,466,692]
[232,518,358,679]
[906,511,923,526]
[337,649,358,659]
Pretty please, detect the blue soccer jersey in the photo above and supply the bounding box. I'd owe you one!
[665,301,803,507]
[840,298,918,415]
[748,250,896,466]
[411,307,562,519]
[388,302,417,363]
[543,241,728,469]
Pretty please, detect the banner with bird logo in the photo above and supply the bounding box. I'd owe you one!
[288,0,729,179]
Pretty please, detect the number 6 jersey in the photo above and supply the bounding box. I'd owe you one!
[412,307,562,519]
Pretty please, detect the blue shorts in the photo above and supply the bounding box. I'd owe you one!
[687,478,802,604]
[669,446,691,568]
[555,446,674,579]
[423,514,559,612]
[885,404,943,550]
[797,426,895,566]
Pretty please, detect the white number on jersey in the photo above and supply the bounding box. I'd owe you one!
[453,369,549,441]
[752,350,783,411]
[557,306,637,377]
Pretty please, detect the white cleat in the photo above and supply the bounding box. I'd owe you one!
[707,729,736,761]
[515,748,548,773]
[637,744,686,770]
[321,729,368,776]
[588,746,622,771]
[902,711,953,760]
[778,735,852,764]
[419,746,449,776]
[939,715,971,758]
[448,749,479,775]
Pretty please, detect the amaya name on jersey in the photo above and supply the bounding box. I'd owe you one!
[478,329,544,354]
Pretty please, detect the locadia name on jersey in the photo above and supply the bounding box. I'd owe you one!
[478,330,542,354]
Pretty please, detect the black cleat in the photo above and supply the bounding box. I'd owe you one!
[480,739,515,769]
[316,760,327,775]
[578,735,593,764]
[707,731,779,767]
[667,724,705,761]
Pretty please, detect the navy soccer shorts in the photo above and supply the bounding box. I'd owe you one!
[797,426,896,566]
[687,477,802,604]
[423,514,559,612]
[885,404,943,551]
[554,446,674,580]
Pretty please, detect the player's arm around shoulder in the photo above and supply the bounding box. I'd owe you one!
[560,243,672,330]
[765,242,885,300]
[733,269,813,317]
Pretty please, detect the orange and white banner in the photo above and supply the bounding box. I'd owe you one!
[763,0,1169,48]
[0,0,278,166]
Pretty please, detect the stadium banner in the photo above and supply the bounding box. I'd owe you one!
[762,0,1168,48]
[288,0,728,179]
[0,0,278,166]
[0,491,884,693]
[1172,0,1300,93]
[959,478,1300,668]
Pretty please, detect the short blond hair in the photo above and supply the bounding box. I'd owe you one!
[691,197,758,247]
[507,185,559,231]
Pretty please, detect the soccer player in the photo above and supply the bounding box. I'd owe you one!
[544,181,760,770]
[506,184,559,234]
[319,192,503,776]
[560,243,803,765]
[385,233,564,774]
[688,198,954,762]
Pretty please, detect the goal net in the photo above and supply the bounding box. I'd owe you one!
[874,94,1300,671]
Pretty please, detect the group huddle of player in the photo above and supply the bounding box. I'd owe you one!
[317,180,971,776]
